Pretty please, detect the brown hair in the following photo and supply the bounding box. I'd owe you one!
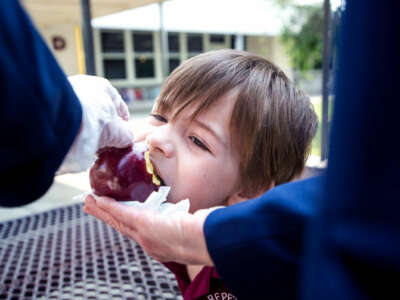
[155,49,318,196]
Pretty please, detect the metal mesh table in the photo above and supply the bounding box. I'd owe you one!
[0,203,182,299]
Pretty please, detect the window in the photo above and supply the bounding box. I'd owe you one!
[98,30,237,82]
[167,33,181,74]
[210,34,225,44]
[103,59,126,79]
[101,31,124,53]
[100,30,127,80]
[230,35,247,50]
[169,58,180,74]
[168,34,180,53]
[187,34,203,53]
[133,32,154,52]
[135,57,155,78]
[230,35,235,49]
[132,32,155,79]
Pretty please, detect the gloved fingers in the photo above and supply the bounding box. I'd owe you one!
[69,74,129,121]
[65,74,133,170]
[98,119,135,150]
[118,100,130,121]
[105,82,130,121]
[133,117,156,143]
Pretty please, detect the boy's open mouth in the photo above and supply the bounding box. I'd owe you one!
[144,151,166,186]
[153,164,166,186]
[155,173,165,186]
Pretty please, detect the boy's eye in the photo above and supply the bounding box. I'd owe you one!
[150,113,168,123]
[189,136,209,152]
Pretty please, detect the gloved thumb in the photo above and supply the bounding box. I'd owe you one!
[98,119,135,150]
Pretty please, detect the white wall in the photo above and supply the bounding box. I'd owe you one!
[40,24,80,76]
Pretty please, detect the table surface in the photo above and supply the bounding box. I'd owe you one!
[0,203,182,300]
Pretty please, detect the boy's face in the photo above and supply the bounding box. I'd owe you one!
[146,93,242,213]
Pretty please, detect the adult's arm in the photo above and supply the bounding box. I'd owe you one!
[0,1,82,206]
[205,176,323,299]
[0,3,134,207]
[301,1,400,299]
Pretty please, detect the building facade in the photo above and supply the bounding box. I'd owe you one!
[21,0,293,105]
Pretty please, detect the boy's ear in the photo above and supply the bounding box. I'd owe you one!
[227,190,265,206]
[226,192,250,206]
[227,180,275,206]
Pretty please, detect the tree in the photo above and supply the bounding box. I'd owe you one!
[281,4,324,72]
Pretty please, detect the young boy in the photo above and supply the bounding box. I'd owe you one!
[140,49,318,300]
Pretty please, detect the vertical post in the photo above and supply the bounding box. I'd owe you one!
[235,34,244,51]
[81,0,95,75]
[159,1,169,79]
[74,25,86,74]
[321,0,331,161]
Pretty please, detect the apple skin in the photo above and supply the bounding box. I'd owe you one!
[89,142,159,202]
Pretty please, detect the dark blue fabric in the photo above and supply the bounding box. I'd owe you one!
[0,1,82,207]
[205,176,323,299]
[205,1,400,299]
[302,1,400,299]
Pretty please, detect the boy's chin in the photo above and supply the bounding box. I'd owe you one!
[163,188,184,204]
[165,192,177,204]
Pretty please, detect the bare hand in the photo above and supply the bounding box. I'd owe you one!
[83,195,217,266]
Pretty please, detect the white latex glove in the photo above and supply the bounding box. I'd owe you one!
[57,75,134,175]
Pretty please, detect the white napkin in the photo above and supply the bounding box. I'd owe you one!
[76,186,190,215]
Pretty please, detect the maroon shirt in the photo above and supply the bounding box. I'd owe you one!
[164,262,237,300]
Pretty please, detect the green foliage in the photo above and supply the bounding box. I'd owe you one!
[275,0,295,6]
[281,5,324,71]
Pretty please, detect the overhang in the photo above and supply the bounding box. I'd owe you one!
[21,0,165,27]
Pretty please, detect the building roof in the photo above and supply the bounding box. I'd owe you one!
[22,0,164,27]
[92,0,295,36]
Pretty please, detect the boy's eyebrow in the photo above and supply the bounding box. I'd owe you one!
[192,119,227,148]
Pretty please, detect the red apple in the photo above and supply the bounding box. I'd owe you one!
[89,142,160,202]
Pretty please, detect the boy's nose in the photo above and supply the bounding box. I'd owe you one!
[147,126,174,158]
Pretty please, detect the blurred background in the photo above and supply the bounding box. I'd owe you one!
[0,0,343,221]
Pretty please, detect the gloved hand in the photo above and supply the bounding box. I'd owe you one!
[57,75,134,174]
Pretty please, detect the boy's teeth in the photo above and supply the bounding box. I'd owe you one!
[145,151,162,186]
[152,173,161,186]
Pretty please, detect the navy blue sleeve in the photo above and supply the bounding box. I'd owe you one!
[204,176,323,299]
[0,1,82,207]
[301,1,400,299]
